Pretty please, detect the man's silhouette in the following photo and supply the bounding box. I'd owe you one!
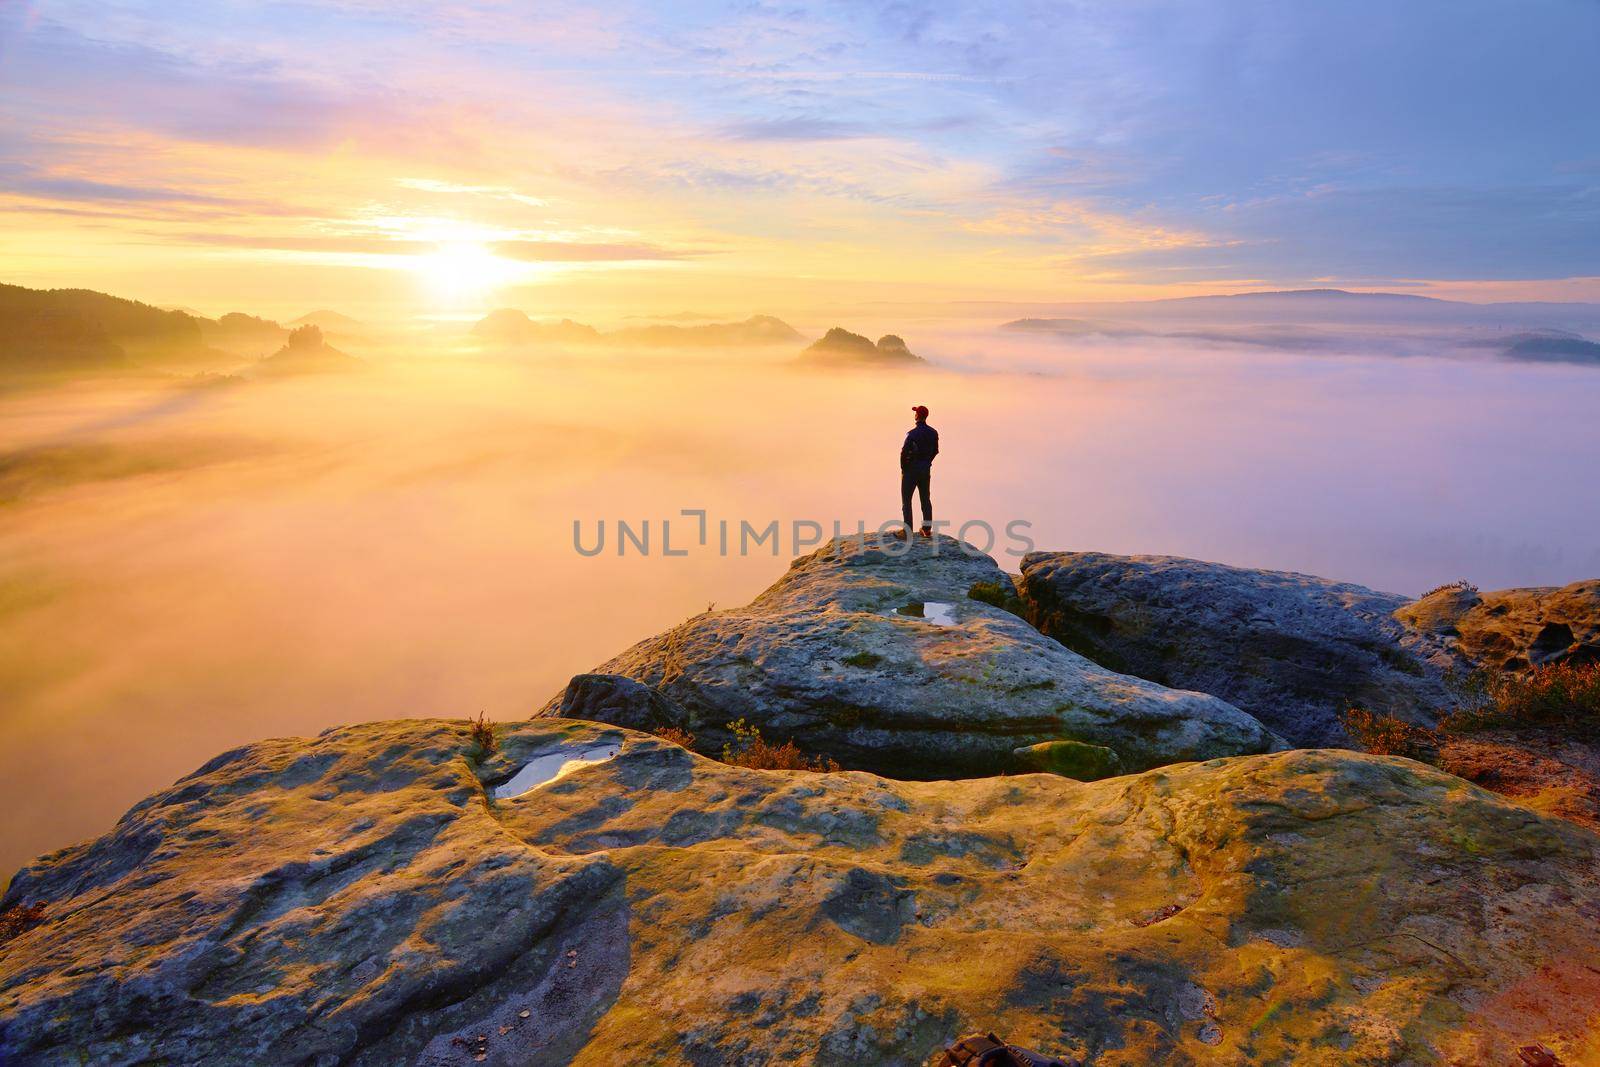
[899,404,939,539]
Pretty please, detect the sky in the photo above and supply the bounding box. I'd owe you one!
[1,0,1598,320]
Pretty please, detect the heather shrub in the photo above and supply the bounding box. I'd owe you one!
[652,725,696,749]
[467,711,497,758]
[0,902,46,945]
[1341,707,1438,761]
[1444,662,1600,740]
[721,718,839,772]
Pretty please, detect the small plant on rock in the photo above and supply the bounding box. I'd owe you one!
[968,580,1027,618]
[652,725,696,749]
[0,901,46,945]
[1443,662,1600,741]
[721,718,839,772]
[1341,707,1438,761]
[467,711,497,758]
[1420,578,1479,598]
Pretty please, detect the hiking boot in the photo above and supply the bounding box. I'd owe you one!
[891,528,908,541]
[918,526,933,539]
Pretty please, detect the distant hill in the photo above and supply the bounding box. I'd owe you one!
[0,282,213,375]
[471,310,602,345]
[1500,330,1600,365]
[255,324,363,376]
[610,315,802,347]
[0,295,126,375]
[470,310,800,348]
[992,288,1600,329]
[1004,316,1340,351]
[622,311,722,322]
[796,327,924,366]
[200,312,288,356]
[291,310,364,331]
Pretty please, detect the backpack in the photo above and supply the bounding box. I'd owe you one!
[936,1032,1073,1067]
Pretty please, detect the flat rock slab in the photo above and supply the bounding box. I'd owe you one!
[544,534,1280,777]
[1018,552,1457,746]
[3,719,1598,1065]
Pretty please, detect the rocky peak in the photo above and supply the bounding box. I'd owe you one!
[285,323,323,350]
[543,533,1280,777]
[798,327,924,365]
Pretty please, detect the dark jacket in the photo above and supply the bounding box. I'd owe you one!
[901,422,939,471]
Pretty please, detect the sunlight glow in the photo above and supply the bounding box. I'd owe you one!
[412,241,523,307]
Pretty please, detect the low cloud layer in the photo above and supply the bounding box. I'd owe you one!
[3,330,1599,881]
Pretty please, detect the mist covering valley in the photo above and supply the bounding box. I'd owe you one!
[2,292,1600,879]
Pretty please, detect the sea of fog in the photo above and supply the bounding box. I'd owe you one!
[3,330,1598,879]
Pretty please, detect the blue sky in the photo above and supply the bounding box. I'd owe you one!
[1,0,1596,313]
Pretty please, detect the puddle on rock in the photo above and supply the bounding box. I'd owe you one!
[886,601,958,626]
[492,741,621,800]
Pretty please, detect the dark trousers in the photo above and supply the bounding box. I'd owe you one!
[901,466,932,528]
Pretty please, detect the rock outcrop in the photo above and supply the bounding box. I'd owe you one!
[4,718,1598,1065]
[1397,579,1600,672]
[1016,552,1456,746]
[544,535,1280,777]
[255,324,364,376]
[797,327,924,366]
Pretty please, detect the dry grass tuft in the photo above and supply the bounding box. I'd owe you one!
[721,718,839,772]
[467,711,497,757]
[1346,663,1600,760]
[1444,662,1600,741]
[652,725,696,749]
[1342,707,1438,761]
[1420,578,1478,598]
[0,901,46,945]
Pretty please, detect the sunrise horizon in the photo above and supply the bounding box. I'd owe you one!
[5,3,1599,323]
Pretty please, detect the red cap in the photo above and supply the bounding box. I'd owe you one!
[912,405,929,419]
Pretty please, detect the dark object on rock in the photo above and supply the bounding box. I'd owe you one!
[1012,738,1122,780]
[936,1032,1075,1067]
[1017,551,1455,746]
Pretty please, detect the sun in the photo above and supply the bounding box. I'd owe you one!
[412,240,522,308]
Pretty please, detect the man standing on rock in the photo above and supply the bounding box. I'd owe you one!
[899,404,939,539]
